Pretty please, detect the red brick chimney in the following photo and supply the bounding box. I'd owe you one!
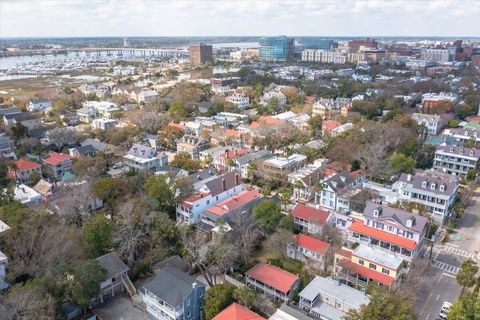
[235,174,239,185]
[222,178,226,191]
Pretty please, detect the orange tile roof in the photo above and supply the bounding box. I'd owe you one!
[224,129,246,137]
[213,303,265,320]
[206,190,261,217]
[250,116,283,127]
[13,158,41,171]
[43,152,73,165]
[339,259,395,286]
[246,263,299,294]
[292,234,330,255]
[168,122,186,131]
[349,220,417,250]
[292,203,330,225]
[322,120,341,132]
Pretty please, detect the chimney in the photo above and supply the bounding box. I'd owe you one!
[235,174,239,185]
[406,174,411,181]
[222,178,226,191]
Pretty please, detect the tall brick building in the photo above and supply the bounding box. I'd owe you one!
[189,43,213,65]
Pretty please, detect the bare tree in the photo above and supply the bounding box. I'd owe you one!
[264,229,292,260]
[395,257,430,299]
[125,107,169,134]
[181,230,238,287]
[231,213,261,266]
[1,282,56,320]
[56,180,98,226]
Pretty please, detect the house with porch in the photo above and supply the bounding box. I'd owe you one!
[246,263,300,303]
[8,158,42,184]
[299,276,369,320]
[43,152,73,179]
[291,203,333,235]
[96,252,135,303]
[288,159,326,202]
[123,143,168,173]
[287,234,330,271]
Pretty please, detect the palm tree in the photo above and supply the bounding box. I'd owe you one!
[456,259,478,295]
[279,187,293,211]
[226,158,235,173]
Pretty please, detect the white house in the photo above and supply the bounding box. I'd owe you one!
[13,184,42,207]
[27,99,52,112]
[123,143,168,173]
[411,113,445,135]
[92,118,118,131]
[226,92,250,109]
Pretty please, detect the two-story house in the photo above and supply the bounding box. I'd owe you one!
[287,234,331,271]
[0,136,16,160]
[96,252,134,303]
[299,276,369,319]
[199,189,263,233]
[141,267,205,320]
[213,302,264,320]
[233,150,272,179]
[261,154,308,181]
[246,263,300,303]
[316,171,366,211]
[13,184,42,207]
[123,143,168,173]
[433,144,480,178]
[392,170,459,222]
[8,158,42,184]
[291,203,333,235]
[213,147,249,172]
[27,98,52,112]
[348,201,428,261]
[411,113,445,136]
[177,135,210,159]
[43,152,73,179]
[288,159,326,202]
[176,172,243,224]
[334,245,404,290]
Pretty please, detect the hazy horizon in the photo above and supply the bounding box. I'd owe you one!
[1,0,479,38]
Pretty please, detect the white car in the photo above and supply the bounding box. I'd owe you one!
[439,301,452,319]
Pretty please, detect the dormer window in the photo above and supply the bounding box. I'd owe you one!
[465,131,469,136]
[474,132,478,137]
[373,209,379,217]
[439,184,445,191]
[431,183,436,190]
[470,150,475,156]
[422,181,427,188]
[459,149,464,155]
[449,147,454,152]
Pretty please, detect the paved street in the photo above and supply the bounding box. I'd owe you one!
[415,188,480,319]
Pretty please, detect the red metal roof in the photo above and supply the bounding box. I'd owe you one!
[292,203,330,225]
[246,263,299,294]
[336,247,353,260]
[213,303,265,320]
[177,192,210,208]
[167,122,186,131]
[322,120,341,132]
[250,116,283,128]
[292,234,330,255]
[224,129,246,137]
[206,190,261,217]
[43,152,73,165]
[349,220,417,250]
[13,159,41,171]
[339,259,395,286]
[220,148,249,160]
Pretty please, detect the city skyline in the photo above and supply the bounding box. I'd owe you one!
[1,0,480,38]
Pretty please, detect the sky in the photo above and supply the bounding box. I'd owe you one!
[1,0,480,38]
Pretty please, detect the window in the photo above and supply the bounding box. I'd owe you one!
[206,200,210,205]
[358,259,364,266]
[186,299,190,306]
[369,263,377,270]
[336,302,342,309]
[382,268,390,275]
[187,311,191,317]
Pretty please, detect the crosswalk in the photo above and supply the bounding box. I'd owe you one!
[443,245,476,259]
[432,260,459,274]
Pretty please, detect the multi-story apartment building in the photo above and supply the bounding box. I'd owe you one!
[434,144,480,178]
[291,203,333,235]
[123,143,168,173]
[420,48,451,62]
[261,154,308,180]
[141,267,205,320]
[392,170,459,222]
[177,135,210,159]
[348,201,428,261]
[43,152,73,179]
[8,159,42,184]
[288,159,326,202]
[315,171,366,211]
[301,49,348,64]
[442,127,480,146]
[189,43,213,65]
[348,38,378,51]
[259,36,294,62]
[411,113,445,135]
[299,276,369,319]
[421,92,458,109]
[176,172,243,224]
[226,92,250,109]
[287,234,330,270]
[246,263,300,303]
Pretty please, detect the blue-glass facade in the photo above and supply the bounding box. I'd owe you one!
[297,38,334,50]
[259,36,294,62]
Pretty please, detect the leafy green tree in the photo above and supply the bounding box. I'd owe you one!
[456,259,478,294]
[253,199,282,235]
[388,152,415,174]
[92,177,129,204]
[66,260,107,314]
[345,287,416,320]
[415,144,436,169]
[168,100,188,120]
[447,292,480,320]
[466,168,477,182]
[143,174,174,212]
[233,286,258,309]
[171,151,201,172]
[0,161,12,189]
[448,119,460,128]
[204,284,235,320]
[308,114,323,136]
[82,216,113,257]
[261,183,271,196]
[279,214,295,232]
[247,162,257,188]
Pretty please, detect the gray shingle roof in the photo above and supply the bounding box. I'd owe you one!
[324,172,354,192]
[74,145,96,156]
[363,201,428,233]
[235,149,272,165]
[436,144,480,158]
[96,252,129,280]
[398,171,459,197]
[141,267,205,307]
[204,172,240,196]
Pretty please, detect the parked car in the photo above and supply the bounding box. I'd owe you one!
[439,301,452,319]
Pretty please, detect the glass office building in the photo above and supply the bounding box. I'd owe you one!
[259,36,295,62]
[297,38,334,50]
